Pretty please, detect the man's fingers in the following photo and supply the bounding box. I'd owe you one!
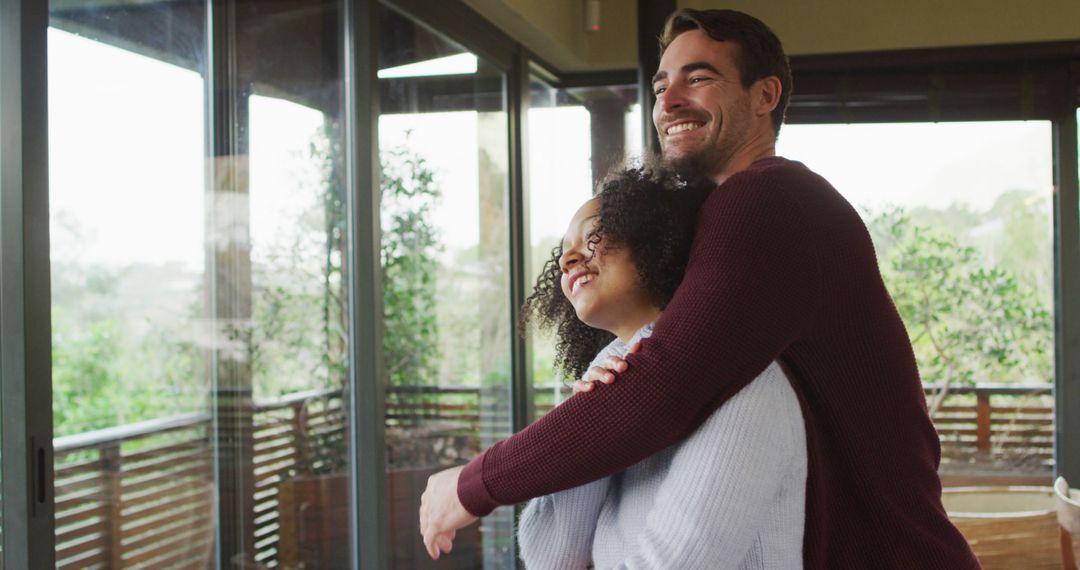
[419,493,428,533]
[415,465,476,560]
[424,531,440,560]
[437,533,454,554]
[601,354,628,373]
[573,380,595,394]
[582,365,614,384]
[627,341,642,355]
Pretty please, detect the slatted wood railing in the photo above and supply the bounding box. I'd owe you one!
[929,384,1053,484]
[53,389,345,569]
[50,382,1053,568]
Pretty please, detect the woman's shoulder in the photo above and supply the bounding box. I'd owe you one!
[587,323,654,368]
[694,361,805,447]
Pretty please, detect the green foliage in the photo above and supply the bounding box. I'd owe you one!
[868,208,1052,413]
[381,137,442,388]
[51,303,199,437]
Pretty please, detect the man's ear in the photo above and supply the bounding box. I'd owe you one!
[753,76,782,118]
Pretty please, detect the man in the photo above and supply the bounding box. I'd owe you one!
[421,9,980,568]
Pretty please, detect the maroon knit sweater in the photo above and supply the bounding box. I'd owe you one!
[458,157,980,568]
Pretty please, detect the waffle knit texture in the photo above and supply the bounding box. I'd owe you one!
[517,324,807,569]
[459,156,980,568]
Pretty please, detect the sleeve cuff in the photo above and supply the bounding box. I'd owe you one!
[457,448,500,517]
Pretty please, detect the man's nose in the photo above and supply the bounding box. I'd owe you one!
[658,81,688,114]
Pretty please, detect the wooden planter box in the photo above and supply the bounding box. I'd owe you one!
[278,467,482,569]
[943,486,1061,570]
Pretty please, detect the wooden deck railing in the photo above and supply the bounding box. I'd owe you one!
[51,382,1053,568]
[928,383,1054,483]
[53,388,346,569]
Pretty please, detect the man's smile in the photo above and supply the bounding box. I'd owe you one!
[666,121,705,135]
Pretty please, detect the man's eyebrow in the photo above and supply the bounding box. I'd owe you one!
[651,61,723,85]
[682,61,722,76]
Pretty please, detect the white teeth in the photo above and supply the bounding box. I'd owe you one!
[572,273,593,295]
[667,122,702,135]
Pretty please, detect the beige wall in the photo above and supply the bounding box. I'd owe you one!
[678,0,1080,55]
[465,0,1080,73]
[463,0,637,71]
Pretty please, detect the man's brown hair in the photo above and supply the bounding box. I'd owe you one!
[659,9,792,135]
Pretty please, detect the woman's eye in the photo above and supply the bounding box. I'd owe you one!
[654,86,666,95]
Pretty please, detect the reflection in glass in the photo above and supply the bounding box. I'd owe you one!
[779,122,1055,484]
[48,1,353,567]
[377,6,514,567]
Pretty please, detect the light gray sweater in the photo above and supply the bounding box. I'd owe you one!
[518,324,807,569]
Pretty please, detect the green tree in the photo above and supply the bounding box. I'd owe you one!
[380,138,442,388]
[868,208,1052,415]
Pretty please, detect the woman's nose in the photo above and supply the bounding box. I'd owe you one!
[559,249,583,273]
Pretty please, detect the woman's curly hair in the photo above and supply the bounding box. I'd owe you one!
[521,164,714,381]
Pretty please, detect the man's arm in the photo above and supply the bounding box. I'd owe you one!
[457,172,821,516]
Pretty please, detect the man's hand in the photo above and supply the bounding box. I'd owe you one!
[419,465,479,560]
[572,341,640,393]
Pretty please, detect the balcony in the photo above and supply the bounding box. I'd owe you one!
[50,382,1051,568]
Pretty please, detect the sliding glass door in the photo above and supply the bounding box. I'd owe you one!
[47,0,356,566]
[377,5,515,567]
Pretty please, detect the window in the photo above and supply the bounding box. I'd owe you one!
[778,121,1055,484]
[524,76,640,417]
[47,1,355,566]
[377,6,515,566]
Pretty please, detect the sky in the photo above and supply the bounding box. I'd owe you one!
[48,27,1061,278]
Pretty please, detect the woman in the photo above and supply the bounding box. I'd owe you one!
[517,166,807,569]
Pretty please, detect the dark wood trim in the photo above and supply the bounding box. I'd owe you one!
[557,69,638,89]
[791,40,1080,73]
[383,0,515,71]
[637,0,675,155]
[786,42,1080,124]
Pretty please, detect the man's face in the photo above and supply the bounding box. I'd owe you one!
[652,29,755,177]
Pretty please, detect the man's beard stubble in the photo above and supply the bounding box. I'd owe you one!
[661,150,710,182]
[659,140,733,185]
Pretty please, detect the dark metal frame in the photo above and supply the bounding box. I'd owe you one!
[0,0,55,567]
[344,0,390,567]
[1053,73,1080,485]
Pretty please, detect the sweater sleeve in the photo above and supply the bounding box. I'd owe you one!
[459,168,821,516]
[607,363,806,569]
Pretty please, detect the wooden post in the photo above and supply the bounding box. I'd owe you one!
[976,389,992,455]
[292,400,310,471]
[101,443,124,569]
[587,97,628,187]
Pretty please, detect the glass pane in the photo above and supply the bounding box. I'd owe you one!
[778,121,1054,485]
[524,77,640,418]
[378,6,514,567]
[48,1,353,567]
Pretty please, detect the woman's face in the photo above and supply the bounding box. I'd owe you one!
[558,199,657,337]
